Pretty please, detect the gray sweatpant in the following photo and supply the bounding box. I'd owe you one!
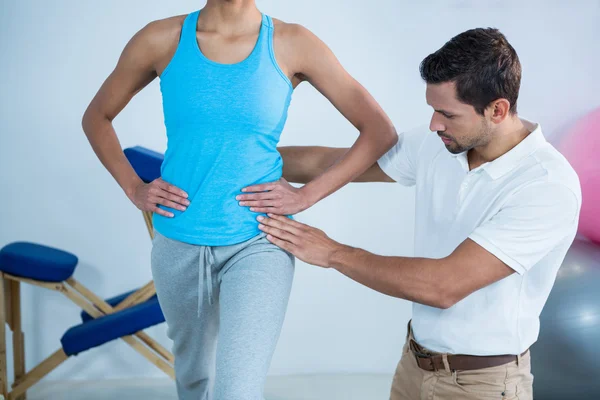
[151,231,295,400]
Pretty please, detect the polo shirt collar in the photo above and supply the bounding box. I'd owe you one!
[451,119,546,179]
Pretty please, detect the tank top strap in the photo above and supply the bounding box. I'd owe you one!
[261,14,275,48]
[260,14,290,87]
[248,13,270,59]
[264,14,274,29]
[178,11,201,54]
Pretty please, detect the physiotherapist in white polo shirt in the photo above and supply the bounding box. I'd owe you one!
[237,28,581,399]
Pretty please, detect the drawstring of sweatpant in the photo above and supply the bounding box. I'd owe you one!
[198,246,216,317]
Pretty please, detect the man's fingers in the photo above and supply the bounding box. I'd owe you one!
[152,205,174,218]
[156,178,188,199]
[258,224,298,244]
[258,216,302,235]
[242,182,277,193]
[267,213,307,230]
[265,234,296,253]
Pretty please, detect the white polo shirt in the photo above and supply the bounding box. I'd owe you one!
[378,119,581,356]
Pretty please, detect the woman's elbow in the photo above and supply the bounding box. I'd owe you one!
[382,123,398,148]
[362,121,397,150]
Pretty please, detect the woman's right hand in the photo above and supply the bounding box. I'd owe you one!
[130,178,190,218]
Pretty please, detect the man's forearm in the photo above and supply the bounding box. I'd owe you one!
[280,145,395,184]
[299,126,397,204]
[279,146,347,184]
[330,245,452,309]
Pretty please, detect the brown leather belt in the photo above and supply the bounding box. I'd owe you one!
[410,339,528,372]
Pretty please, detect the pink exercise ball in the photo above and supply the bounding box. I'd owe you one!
[558,107,600,245]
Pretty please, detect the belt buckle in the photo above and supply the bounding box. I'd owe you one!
[413,350,437,371]
[410,339,438,372]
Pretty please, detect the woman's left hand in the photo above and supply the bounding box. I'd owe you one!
[237,178,312,216]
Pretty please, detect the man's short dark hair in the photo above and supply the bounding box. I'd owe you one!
[420,28,522,115]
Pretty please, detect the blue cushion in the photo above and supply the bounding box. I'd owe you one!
[0,242,78,282]
[61,297,165,356]
[80,289,158,322]
[123,146,164,184]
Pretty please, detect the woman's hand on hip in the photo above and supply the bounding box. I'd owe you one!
[237,178,311,216]
[130,178,190,217]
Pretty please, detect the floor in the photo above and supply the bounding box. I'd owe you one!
[25,374,394,400]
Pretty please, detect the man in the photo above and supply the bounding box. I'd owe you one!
[237,28,581,399]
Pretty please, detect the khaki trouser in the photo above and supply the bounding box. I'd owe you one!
[390,322,534,400]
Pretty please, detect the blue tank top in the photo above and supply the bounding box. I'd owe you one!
[153,10,293,246]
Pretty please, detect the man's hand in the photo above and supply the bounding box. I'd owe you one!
[238,178,312,216]
[130,178,189,218]
[256,213,344,267]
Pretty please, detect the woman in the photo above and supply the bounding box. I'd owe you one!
[82,1,396,399]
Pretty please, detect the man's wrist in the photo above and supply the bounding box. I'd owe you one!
[328,244,356,270]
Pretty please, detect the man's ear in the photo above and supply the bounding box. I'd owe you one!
[487,98,511,124]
